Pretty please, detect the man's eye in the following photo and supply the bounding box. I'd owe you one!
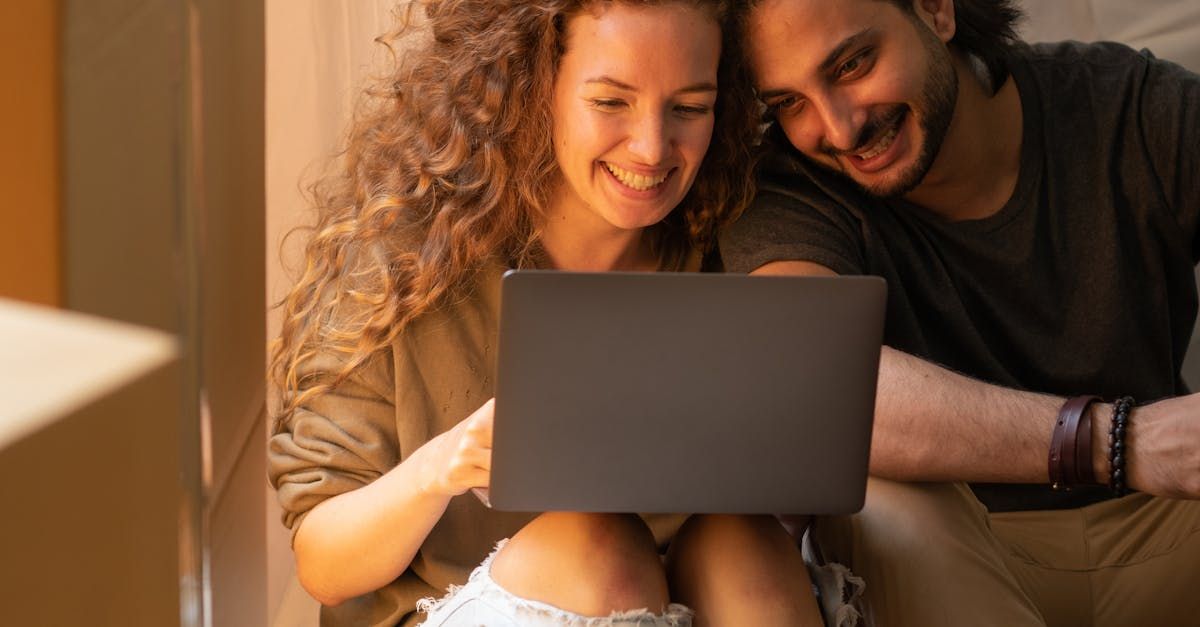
[770,96,803,116]
[836,50,873,79]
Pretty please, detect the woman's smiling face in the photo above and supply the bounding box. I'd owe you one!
[548,2,721,235]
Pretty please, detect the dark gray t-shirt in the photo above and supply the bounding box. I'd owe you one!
[720,42,1200,512]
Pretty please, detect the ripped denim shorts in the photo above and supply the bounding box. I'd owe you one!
[415,539,693,627]
[416,538,867,627]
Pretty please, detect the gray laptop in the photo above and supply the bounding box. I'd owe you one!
[490,270,885,515]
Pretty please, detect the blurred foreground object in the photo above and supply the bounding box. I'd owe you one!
[0,298,182,625]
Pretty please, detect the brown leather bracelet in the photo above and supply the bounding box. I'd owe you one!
[1075,397,1099,485]
[1050,396,1100,490]
[1049,402,1071,489]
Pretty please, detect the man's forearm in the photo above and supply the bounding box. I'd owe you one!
[870,346,1061,483]
[753,260,1064,484]
[754,261,1197,495]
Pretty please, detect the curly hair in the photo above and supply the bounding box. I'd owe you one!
[270,0,761,431]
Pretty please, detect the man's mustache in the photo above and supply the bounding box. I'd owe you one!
[820,105,908,157]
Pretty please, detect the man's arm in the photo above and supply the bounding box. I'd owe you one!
[756,260,1200,497]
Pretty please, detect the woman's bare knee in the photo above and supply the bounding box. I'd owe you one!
[668,514,802,583]
[668,514,820,626]
[490,512,669,616]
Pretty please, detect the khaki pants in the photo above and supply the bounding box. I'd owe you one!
[812,479,1200,626]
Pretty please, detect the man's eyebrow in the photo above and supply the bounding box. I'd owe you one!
[758,86,791,102]
[758,28,876,102]
[818,28,877,74]
[585,76,718,94]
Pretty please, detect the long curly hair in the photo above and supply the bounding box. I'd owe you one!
[270,0,760,431]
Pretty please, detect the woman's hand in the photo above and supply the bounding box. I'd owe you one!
[416,398,495,497]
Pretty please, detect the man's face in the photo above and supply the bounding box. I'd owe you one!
[747,0,958,199]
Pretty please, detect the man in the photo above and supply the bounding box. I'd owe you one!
[720,0,1200,624]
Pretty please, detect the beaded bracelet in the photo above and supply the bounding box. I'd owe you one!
[1107,396,1135,497]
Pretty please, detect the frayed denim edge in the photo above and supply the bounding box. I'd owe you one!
[807,561,867,627]
[416,538,694,627]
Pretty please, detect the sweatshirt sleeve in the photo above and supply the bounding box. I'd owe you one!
[268,349,398,543]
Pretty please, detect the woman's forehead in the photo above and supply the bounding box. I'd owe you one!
[559,2,721,84]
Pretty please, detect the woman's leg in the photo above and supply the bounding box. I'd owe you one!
[666,514,822,627]
[489,512,672,617]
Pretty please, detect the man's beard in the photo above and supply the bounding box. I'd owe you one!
[821,33,958,199]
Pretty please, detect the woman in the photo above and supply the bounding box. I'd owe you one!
[269,1,825,625]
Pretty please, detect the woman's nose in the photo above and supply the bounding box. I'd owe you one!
[626,113,669,165]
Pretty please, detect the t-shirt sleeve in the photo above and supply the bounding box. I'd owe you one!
[720,186,866,275]
[1138,51,1200,261]
[268,349,398,543]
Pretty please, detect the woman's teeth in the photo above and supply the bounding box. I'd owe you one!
[857,124,899,160]
[604,162,668,191]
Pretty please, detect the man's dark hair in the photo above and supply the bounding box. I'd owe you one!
[739,0,1025,95]
[888,0,1025,93]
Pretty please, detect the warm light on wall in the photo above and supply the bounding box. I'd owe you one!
[0,2,61,306]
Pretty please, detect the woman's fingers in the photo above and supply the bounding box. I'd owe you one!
[447,462,490,492]
[465,398,495,447]
[421,399,496,495]
[465,444,491,473]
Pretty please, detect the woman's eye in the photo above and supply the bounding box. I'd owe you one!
[590,98,626,111]
[674,104,711,117]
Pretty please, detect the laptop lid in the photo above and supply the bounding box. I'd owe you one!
[490,270,885,515]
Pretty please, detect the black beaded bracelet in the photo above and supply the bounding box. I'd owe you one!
[1107,396,1135,497]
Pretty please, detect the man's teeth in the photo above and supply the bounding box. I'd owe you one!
[604,162,668,191]
[857,124,899,160]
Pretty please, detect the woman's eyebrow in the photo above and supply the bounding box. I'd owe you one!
[677,82,718,94]
[585,75,636,90]
[585,76,717,94]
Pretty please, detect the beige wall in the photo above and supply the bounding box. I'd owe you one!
[62,0,267,625]
[193,1,269,625]
[0,1,61,306]
[1020,0,1200,71]
[266,2,396,624]
[63,0,184,333]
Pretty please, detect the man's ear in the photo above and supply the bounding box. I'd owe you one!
[913,0,956,43]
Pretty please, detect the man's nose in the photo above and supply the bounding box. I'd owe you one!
[815,94,866,154]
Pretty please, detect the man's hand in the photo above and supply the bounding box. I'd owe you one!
[1097,394,1200,498]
